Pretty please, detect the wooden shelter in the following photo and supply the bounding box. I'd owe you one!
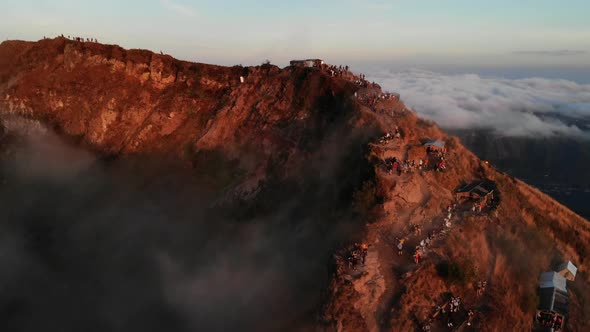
[455,179,495,204]
[290,59,324,68]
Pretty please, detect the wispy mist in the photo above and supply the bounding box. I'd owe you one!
[0,115,371,332]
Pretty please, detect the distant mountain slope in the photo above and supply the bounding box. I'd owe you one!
[451,129,590,219]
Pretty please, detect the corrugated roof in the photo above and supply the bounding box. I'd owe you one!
[539,272,568,293]
[457,180,495,196]
[557,261,577,278]
[424,139,445,149]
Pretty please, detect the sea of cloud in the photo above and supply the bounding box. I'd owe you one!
[369,69,590,138]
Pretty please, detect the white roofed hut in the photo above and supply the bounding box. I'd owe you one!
[557,261,578,281]
[539,271,568,293]
[424,139,446,152]
[305,59,324,68]
[290,59,325,69]
[290,60,306,67]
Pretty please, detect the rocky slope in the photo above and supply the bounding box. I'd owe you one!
[1,38,589,332]
[449,129,590,219]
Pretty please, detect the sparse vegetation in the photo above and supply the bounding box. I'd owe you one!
[436,257,478,286]
[352,180,378,218]
[521,288,540,313]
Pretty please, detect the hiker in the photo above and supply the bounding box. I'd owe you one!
[467,310,475,326]
[447,319,453,328]
[397,240,404,256]
[361,243,368,264]
[453,297,460,312]
[413,249,421,264]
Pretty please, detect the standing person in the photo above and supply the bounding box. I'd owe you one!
[397,240,404,256]
[361,243,368,264]
[467,310,475,326]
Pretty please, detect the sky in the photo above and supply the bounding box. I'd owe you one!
[1,0,589,68]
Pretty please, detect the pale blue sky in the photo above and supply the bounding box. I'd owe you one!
[1,0,589,68]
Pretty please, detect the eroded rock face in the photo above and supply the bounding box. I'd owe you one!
[0,38,363,176]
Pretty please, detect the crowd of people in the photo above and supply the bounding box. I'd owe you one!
[476,280,488,296]
[423,295,473,330]
[397,202,459,269]
[378,127,402,144]
[411,203,490,330]
[49,34,99,43]
[345,242,369,270]
[355,90,398,110]
[383,157,421,175]
[426,146,448,172]
[326,64,350,78]
[377,138,451,175]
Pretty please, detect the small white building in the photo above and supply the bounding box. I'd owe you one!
[557,261,578,281]
[539,271,568,293]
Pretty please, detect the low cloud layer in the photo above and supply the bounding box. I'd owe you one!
[370,69,590,138]
[513,50,587,56]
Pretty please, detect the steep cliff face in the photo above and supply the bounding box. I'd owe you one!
[0,38,589,332]
[3,39,386,198]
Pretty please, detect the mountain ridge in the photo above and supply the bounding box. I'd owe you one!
[1,38,589,331]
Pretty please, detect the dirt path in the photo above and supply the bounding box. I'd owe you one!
[346,134,460,331]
